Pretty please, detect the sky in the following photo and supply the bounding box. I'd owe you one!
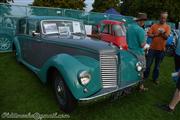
[85,0,94,11]
[11,0,33,5]
[11,0,94,11]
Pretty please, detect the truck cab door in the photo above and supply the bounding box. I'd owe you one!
[25,19,42,68]
[16,18,29,60]
[99,24,112,43]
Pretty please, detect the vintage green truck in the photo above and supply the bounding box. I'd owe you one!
[13,16,144,112]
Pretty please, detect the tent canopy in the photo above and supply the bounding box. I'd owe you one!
[105,8,122,16]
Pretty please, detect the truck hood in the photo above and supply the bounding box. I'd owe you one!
[42,35,118,53]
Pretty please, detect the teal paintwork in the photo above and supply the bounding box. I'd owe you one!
[13,16,143,101]
[13,37,22,62]
[119,51,140,87]
[38,54,101,99]
[14,38,102,99]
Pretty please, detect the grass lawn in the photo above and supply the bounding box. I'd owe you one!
[0,53,179,120]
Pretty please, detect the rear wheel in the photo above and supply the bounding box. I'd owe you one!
[12,44,19,62]
[52,70,77,113]
[0,34,12,51]
[12,44,17,56]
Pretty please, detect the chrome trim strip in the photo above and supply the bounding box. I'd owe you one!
[100,50,118,88]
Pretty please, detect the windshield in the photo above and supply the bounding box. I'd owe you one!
[112,24,126,36]
[42,20,85,35]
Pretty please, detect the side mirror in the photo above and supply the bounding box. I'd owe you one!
[32,31,40,37]
[112,31,116,36]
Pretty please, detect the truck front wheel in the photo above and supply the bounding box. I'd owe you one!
[53,70,77,113]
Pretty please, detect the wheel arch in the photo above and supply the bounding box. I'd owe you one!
[46,66,59,85]
[12,42,16,51]
[12,37,21,60]
[38,54,100,100]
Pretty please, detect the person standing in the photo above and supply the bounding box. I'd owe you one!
[159,30,180,112]
[175,30,180,72]
[144,12,171,84]
[126,12,148,91]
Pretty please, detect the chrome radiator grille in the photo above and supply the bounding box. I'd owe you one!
[100,50,118,88]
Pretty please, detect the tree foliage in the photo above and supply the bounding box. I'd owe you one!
[0,0,13,16]
[120,0,180,23]
[32,0,85,10]
[0,0,13,3]
[92,0,122,12]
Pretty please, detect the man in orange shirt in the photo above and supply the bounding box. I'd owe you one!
[144,12,171,84]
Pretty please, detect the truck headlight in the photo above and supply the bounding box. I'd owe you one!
[136,62,143,72]
[78,71,91,85]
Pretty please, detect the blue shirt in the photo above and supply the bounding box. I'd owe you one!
[126,23,146,55]
[176,31,180,56]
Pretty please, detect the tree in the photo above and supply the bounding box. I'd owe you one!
[120,0,180,24]
[0,0,13,16]
[32,0,85,10]
[0,5,11,16]
[0,0,14,3]
[92,0,122,12]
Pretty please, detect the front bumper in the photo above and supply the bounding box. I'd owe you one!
[79,81,139,102]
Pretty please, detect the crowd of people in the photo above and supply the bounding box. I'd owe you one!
[126,12,180,112]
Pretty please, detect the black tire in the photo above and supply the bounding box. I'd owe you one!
[12,44,17,57]
[12,44,19,63]
[52,70,77,113]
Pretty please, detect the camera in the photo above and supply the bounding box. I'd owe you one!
[158,28,165,33]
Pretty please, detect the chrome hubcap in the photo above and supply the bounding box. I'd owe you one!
[55,80,66,105]
[57,85,62,93]
[0,37,11,50]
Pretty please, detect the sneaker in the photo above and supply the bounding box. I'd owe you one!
[158,104,174,112]
[139,87,148,92]
[153,80,159,85]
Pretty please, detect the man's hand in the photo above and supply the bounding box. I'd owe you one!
[150,32,168,40]
[153,33,160,37]
[148,33,159,38]
[143,43,150,50]
[160,32,169,40]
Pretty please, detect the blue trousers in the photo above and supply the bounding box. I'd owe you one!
[144,49,165,81]
[174,54,180,72]
[174,54,180,90]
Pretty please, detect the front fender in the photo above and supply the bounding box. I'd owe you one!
[38,54,101,100]
[119,50,141,87]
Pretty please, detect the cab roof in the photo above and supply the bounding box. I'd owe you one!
[21,16,80,21]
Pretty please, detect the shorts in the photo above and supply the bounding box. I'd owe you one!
[138,55,146,71]
[138,55,146,82]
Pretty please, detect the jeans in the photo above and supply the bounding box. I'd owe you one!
[175,54,180,90]
[174,54,180,72]
[144,49,165,81]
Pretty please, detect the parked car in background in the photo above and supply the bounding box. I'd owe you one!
[0,16,18,52]
[98,20,128,50]
[13,16,144,112]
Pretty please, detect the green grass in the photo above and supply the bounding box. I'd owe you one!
[0,53,180,120]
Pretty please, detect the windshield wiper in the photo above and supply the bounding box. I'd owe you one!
[72,32,85,36]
